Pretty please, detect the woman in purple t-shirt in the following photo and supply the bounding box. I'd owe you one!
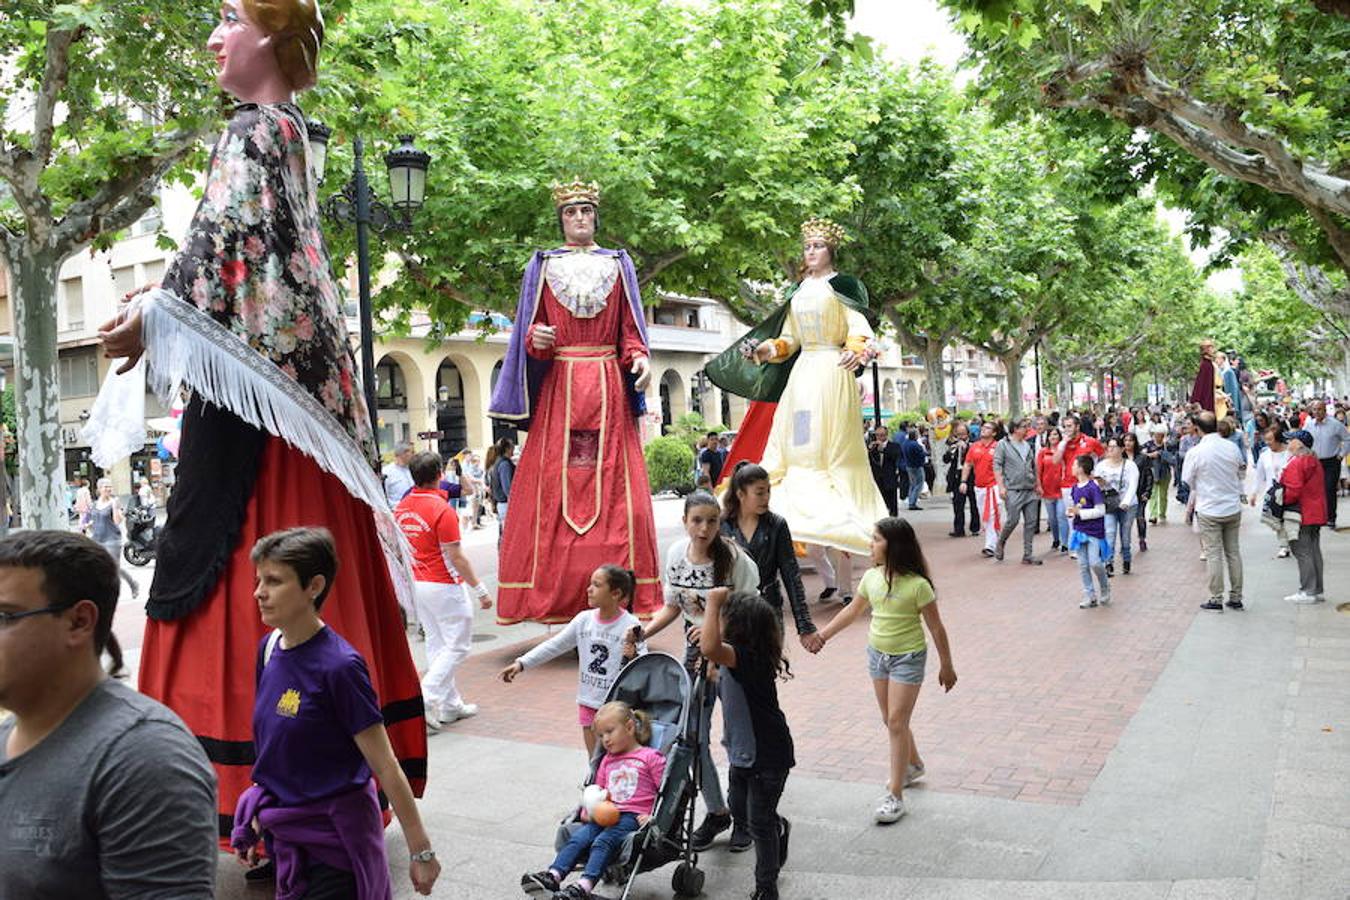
[231,528,440,897]
[1066,455,1112,609]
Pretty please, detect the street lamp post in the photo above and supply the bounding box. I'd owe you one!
[305,123,431,459]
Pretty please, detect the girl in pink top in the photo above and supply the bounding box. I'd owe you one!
[521,701,666,898]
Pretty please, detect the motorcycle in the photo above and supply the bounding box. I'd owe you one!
[123,502,158,567]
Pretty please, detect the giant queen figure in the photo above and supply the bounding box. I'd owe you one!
[488,181,662,623]
[706,217,887,558]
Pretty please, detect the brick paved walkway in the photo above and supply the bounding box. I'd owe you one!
[444,500,1215,806]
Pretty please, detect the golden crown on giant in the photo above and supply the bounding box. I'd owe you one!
[800,217,847,248]
[551,178,601,209]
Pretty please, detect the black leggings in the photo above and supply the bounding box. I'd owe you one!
[727,766,789,895]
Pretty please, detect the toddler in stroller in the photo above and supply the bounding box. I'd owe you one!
[522,701,665,898]
[522,651,708,899]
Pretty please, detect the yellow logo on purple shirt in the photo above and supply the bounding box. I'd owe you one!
[276,689,301,718]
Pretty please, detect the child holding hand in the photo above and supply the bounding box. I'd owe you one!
[817,516,956,826]
[500,566,645,755]
[520,702,666,899]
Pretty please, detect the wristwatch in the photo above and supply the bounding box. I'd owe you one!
[410,849,437,863]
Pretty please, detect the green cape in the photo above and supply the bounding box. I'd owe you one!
[704,273,876,402]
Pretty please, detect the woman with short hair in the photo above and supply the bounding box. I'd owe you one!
[233,527,441,897]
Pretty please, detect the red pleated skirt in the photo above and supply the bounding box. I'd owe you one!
[138,437,427,840]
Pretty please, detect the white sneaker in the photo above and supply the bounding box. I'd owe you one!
[874,793,906,824]
[1079,596,1098,609]
[905,763,925,787]
[442,702,479,722]
[1099,593,1112,606]
[424,710,443,733]
[1284,591,1314,603]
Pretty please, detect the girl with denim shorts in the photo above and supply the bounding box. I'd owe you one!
[817,517,957,824]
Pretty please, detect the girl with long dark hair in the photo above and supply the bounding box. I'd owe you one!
[639,491,758,851]
[721,463,821,651]
[817,517,957,825]
[699,588,794,900]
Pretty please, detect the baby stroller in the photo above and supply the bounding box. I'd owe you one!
[554,652,709,899]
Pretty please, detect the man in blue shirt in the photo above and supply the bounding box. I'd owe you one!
[897,428,929,511]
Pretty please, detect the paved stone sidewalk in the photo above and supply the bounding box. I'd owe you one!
[200,494,1349,899]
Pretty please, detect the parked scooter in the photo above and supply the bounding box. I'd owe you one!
[123,501,158,567]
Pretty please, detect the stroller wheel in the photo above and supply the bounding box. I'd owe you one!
[671,862,704,897]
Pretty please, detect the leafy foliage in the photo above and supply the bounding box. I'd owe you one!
[642,434,695,495]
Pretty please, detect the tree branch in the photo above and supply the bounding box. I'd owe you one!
[53,129,204,257]
[401,254,474,305]
[635,248,689,287]
[1048,55,1350,228]
[32,28,82,170]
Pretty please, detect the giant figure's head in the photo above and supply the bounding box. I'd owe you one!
[209,0,324,102]
[552,179,601,245]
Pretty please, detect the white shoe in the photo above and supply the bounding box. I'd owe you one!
[905,763,925,787]
[1079,596,1098,609]
[874,793,906,824]
[1099,593,1112,606]
[1287,592,1320,605]
[442,702,479,722]
[424,710,443,733]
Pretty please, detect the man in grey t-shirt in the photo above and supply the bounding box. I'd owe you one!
[0,531,217,899]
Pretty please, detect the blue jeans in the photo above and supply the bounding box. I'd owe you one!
[905,467,924,508]
[1076,538,1110,599]
[1043,497,1063,546]
[551,813,640,882]
[1104,505,1136,563]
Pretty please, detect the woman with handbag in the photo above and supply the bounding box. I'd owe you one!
[1095,437,1140,575]
[1279,430,1327,604]
[1250,427,1291,558]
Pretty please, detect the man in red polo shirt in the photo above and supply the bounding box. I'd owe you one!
[395,452,493,732]
[1053,414,1104,556]
[960,422,1002,556]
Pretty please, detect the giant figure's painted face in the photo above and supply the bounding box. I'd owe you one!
[208,1,283,101]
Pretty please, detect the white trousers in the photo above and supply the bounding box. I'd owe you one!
[413,580,474,714]
[806,543,853,594]
[974,486,1003,552]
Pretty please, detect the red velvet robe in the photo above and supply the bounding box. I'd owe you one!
[495,279,661,623]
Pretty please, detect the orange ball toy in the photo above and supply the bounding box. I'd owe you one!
[592,800,621,827]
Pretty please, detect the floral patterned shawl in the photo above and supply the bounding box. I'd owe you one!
[162,102,374,462]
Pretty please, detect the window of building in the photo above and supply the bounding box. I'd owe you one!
[61,277,85,332]
[112,266,136,297]
[59,349,99,397]
[133,202,163,236]
[685,309,698,328]
[375,359,407,409]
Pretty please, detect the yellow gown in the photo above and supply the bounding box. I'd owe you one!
[758,275,888,555]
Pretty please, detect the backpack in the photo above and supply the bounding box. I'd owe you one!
[1263,482,1286,520]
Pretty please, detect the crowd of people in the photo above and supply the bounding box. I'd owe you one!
[2,0,1346,894]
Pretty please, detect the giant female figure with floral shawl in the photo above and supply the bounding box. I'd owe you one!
[706,218,887,556]
[92,0,425,840]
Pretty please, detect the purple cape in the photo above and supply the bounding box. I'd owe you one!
[488,247,649,430]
